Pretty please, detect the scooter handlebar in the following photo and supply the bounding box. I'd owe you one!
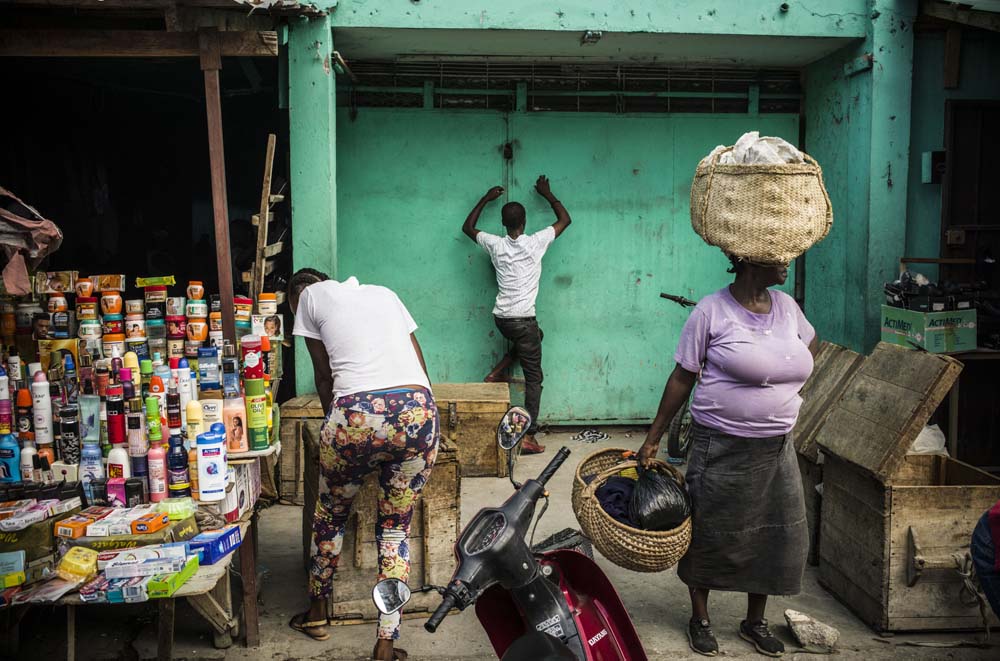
[536,447,571,487]
[424,592,457,633]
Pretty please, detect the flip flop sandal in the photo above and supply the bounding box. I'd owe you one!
[289,613,330,641]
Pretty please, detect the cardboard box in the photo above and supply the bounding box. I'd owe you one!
[0,500,36,520]
[105,555,190,579]
[63,516,198,553]
[881,305,977,354]
[190,525,241,565]
[56,515,100,539]
[80,575,111,603]
[0,550,25,587]
[97,542,189,571]
[24,554,56,586]
[132,511,170,534]
[147,555,199,598]
[0,509,81,562]
[123,576,151,603]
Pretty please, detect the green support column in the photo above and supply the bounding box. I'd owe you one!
[864,0,916,350]
[288,14,336,394]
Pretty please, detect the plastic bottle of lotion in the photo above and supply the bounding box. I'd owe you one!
[149,375,167,432]
[0,432,20,482]
[31,371,53,446]
[177,358,192,425]
[244,379,269,451]
[147,442,167,502]
[0,366,9,402]
[107,442,131,479]
[80,438,104,501]
[196,423,227,502]
[0,399,11,436]
[15,388,33,441]
[166,433,191,498]
[145,396,163,448]
[224,394,248,453]
[63,354,78,404]
[19,438,36,482]
[139,359,153,400]
[187,437,200,501]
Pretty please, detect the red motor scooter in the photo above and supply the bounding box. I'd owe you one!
[372,407,647,661]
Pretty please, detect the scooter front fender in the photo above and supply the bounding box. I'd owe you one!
[545,549,648,661]
[475,549,647,661]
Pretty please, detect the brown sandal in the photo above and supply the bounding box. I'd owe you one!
[289,612,330,641]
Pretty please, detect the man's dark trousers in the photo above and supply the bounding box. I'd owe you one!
[494,316,543,434]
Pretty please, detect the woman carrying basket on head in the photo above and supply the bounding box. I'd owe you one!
[638,133,831,658]
[637,256,818,657]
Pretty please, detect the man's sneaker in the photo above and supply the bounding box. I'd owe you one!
[739,619,784,657]
[687,618,718,656]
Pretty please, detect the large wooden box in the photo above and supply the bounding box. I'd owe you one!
[278,396,325,506]
[793,342,864,565]
[434,382,511,477]
[817,343,1000,631]
[302,423,461,621]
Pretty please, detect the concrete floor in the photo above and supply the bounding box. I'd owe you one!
[13,429,998,659]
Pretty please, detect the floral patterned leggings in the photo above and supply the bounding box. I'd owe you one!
[310,386,439,640]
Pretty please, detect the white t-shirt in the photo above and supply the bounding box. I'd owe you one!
[477,226,556,318]
[292,277,430,399]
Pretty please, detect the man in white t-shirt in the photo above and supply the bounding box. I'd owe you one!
[462,175,573,453]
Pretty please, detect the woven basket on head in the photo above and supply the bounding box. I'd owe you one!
[575,458,692,573]
[571,448,636,537]
[690,146,833,265]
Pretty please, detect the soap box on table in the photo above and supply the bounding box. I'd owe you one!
[189,525,242,565]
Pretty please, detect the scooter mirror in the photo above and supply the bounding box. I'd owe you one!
[372,578,412,616]
[497,406,532,451]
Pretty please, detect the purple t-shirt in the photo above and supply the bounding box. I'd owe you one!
[674,287,816,438]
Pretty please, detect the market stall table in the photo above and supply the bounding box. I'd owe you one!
[59,520,251,661]
[53,439,279,660]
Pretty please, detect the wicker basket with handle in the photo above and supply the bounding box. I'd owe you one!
[575,458,692,573]
[690,146,833,265]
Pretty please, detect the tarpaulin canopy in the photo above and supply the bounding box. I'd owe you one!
[0,186,63,295]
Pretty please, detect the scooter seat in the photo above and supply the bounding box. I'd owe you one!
[501,631,576,661]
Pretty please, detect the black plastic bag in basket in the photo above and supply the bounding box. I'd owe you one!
[628,465,691,531]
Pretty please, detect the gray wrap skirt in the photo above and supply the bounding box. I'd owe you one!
[677,421,808,596]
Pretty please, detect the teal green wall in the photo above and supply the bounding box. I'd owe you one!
[803,0,916,353]
[324,0,867,37]
[906,29,1000,272]
[334,108,796,423]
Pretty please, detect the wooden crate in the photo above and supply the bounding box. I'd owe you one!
[278,396,324,506]
[817,343,1000,631]
[792,342,864,565]
[434,382,511,477]
[302,422,461,621]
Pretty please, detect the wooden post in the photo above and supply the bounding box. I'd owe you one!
[240,509,261,647]
[157,598,176,661]
[66,605,75,661]
[199,28,237,343]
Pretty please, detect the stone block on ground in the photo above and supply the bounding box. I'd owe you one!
[785,608,840,652]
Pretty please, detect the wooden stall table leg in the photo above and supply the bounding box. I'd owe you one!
[157,598,175,661]
[240,511,261,647]
[186,565,237,649]
[66,605,75,661]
